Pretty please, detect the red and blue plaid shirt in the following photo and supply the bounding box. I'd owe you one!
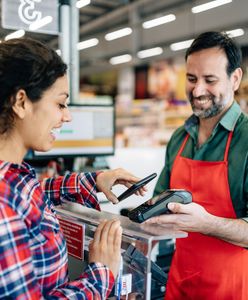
[0,160,114,299]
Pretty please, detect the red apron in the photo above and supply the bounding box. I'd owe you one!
[165,132,248,300]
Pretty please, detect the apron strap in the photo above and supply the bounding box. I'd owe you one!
[177,131,233,161]
[177,134,190,157]
[224,131,233,162]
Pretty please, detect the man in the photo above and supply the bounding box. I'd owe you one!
[146,31,248,299]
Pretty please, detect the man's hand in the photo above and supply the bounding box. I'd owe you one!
[89,219,123,278]
[96,168,146,204]
[144,201,248,248]
[144,202,214,234]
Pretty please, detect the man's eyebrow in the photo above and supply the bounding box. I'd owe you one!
[186,73,218,79]
[186,73,195,77]
[204,75,218,78]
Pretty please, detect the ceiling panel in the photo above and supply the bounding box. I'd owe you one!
[0,0,247,76]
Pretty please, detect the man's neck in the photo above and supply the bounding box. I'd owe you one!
[197,104,231,146]
[198,120,216,147]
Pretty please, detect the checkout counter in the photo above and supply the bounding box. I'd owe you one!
[55,202,187,299]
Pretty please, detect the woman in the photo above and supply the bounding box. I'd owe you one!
[0,38,143,299]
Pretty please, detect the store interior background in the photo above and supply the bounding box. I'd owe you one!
[1,0,248,212]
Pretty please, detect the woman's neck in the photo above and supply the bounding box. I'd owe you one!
[0,133,25,164]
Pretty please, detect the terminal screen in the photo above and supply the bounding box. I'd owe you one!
[34,104,115,157]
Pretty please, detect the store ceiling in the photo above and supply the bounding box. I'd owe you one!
[0,0,248,76]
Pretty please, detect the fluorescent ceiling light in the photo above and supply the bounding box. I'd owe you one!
[77,38,99,50]
[109,54,132,65]
[5,29,25,41]
[56,49,62,56]
[170,39,194,51]
[225,28,244,38]
[191,0,232,14]
[29,16,53,31]
[105,27,132,41]
[137,47,163,59]
[142,14,176,29]
[76,0,91,8]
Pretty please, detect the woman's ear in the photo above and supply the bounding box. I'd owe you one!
[232,67,243,92]
[12,89,29,119]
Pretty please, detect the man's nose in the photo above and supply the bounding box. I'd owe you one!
[192,81,206,98]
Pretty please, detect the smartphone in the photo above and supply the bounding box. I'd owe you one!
[128,189,192,223]
[117,173,157,202]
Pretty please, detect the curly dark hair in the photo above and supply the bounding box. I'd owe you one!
[0,38,67,134]
[185,31,242,77]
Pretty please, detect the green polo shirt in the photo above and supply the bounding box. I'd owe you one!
[154,101,248,222]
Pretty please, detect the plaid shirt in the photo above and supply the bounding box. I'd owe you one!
[0,160,114,299]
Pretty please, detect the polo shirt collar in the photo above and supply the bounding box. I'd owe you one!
[219,101,241,131]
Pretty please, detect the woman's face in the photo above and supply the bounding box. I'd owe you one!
[21,75,71,153]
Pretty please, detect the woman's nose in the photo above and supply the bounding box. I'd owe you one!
[63,108,72,122]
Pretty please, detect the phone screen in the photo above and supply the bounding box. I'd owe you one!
[117,173,157,202]
[142,190,172,206]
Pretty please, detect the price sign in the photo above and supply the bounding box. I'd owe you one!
[57,215,85,260]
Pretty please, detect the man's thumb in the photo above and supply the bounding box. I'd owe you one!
[167,202,181,213]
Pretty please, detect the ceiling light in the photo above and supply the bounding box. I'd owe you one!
[105,27,132,41]
[225,28,244,38]
[170,39,194,51]
[76,0,91,8]
[191,0,232,14]
[137,47,163,59]
[109,54,132,65]
[77,38,99,50]
[29,16,53,31]
[142,14,176,29]
[56,49,62,56]
[5,29,25,41]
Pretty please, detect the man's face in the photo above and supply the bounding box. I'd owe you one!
[185,47,240,119]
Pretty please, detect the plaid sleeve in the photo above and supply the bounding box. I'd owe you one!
[49,263,115,299]
[42,172,100,210]
[0,203,43,299]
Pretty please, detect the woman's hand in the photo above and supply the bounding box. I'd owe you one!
[96,168,146,204]
[89,219,122,278]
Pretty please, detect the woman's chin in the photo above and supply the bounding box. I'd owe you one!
[35,144,53,153]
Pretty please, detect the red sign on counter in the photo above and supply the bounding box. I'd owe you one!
[57,215,85,260]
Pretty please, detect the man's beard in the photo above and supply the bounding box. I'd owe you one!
[189,93,227,119]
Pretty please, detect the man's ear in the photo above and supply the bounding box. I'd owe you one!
[12,89,29,119]
[232,67,243,92]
